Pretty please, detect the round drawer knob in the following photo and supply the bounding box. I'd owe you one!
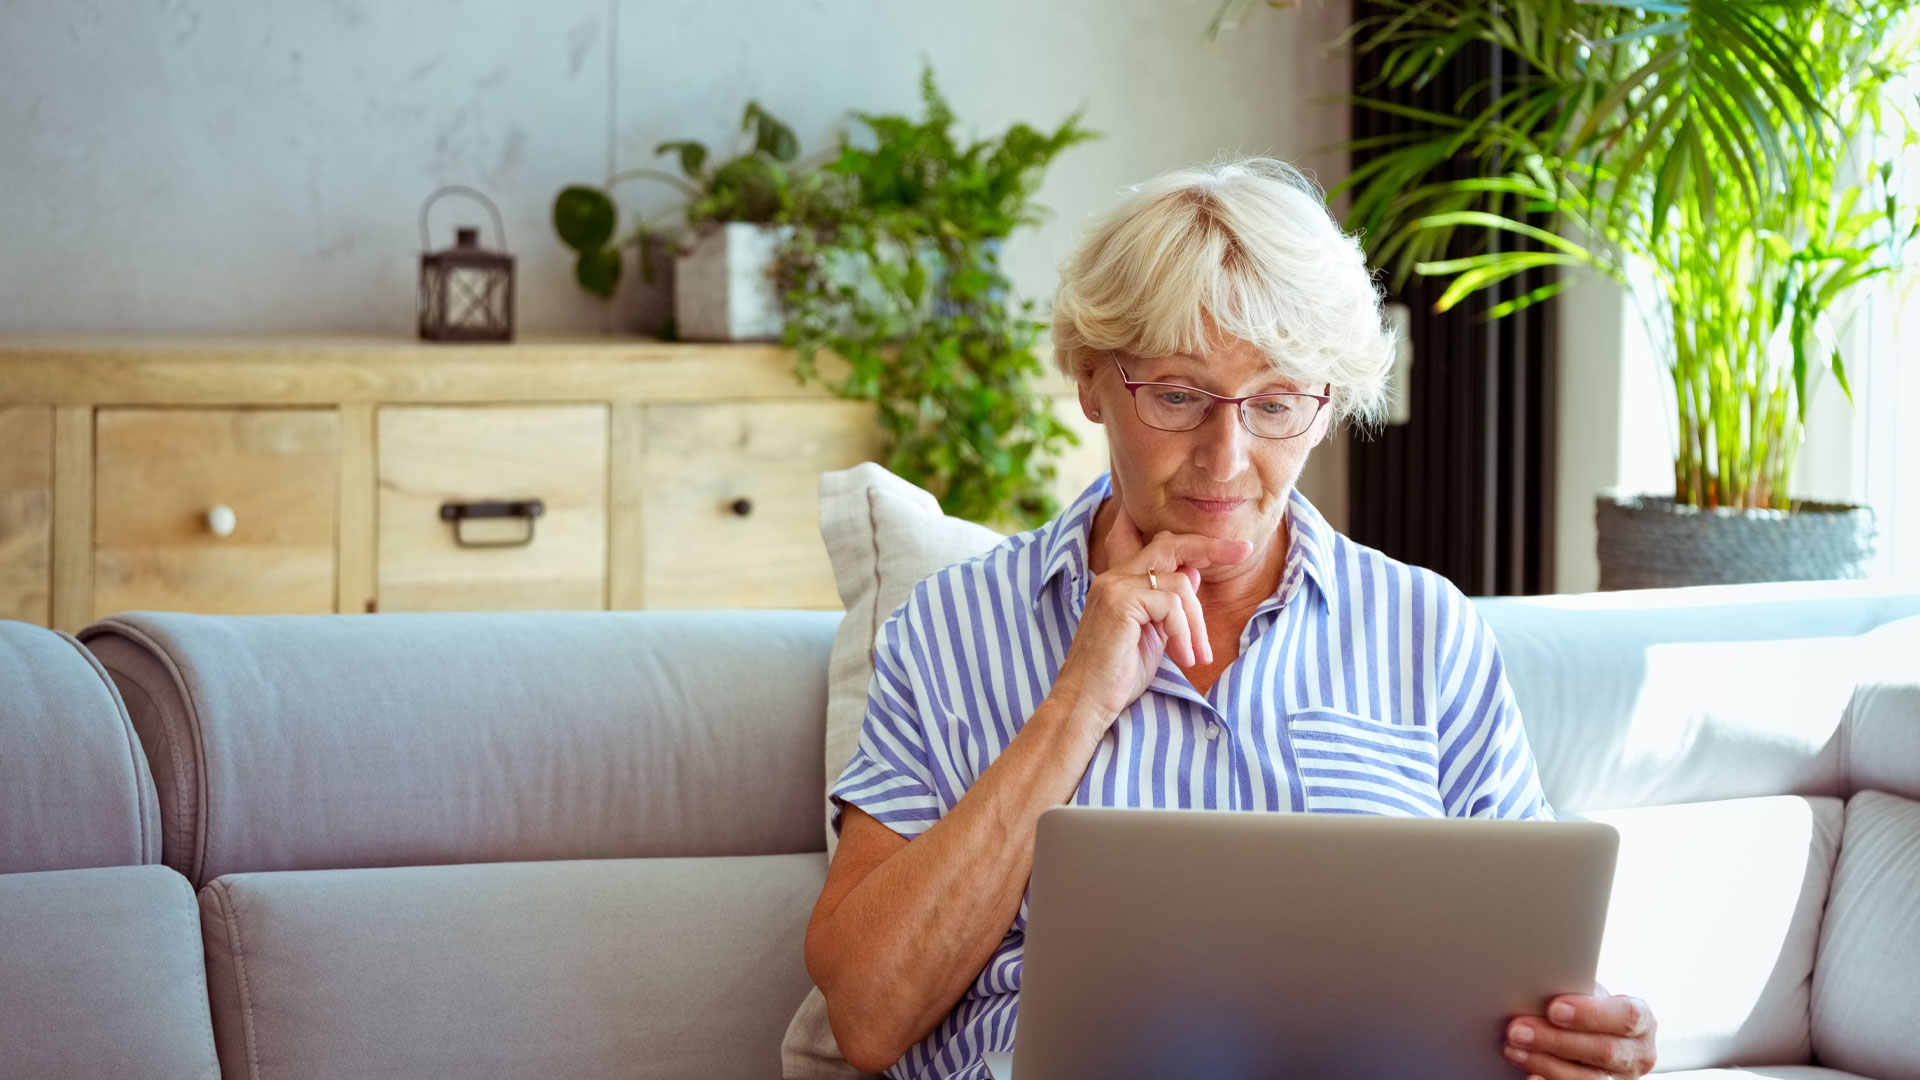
[206,504,237,537]
[730,497,753,518]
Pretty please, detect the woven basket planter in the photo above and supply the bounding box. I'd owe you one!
[1596,492,1879,590]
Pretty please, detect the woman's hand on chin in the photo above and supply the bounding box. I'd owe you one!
[1052,504,1252,727]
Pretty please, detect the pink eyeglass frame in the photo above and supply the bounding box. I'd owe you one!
[1109,354,1331,440]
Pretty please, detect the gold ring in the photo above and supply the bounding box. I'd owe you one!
[1147,568,1159,591]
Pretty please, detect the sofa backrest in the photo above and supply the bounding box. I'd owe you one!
[1476,584,1920,814]
[0,618,158,873]
[79,609,840,887]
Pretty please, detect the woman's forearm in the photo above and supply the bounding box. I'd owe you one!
[810,689,1105,1067]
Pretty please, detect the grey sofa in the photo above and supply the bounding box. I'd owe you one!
[1,583,1917,1080]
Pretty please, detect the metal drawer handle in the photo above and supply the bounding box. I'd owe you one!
[439,499,544,547]
[731,497,753,517]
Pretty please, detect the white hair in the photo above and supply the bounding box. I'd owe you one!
[1049,155,1395,428]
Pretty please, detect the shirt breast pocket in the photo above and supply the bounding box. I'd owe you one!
[1287,707,1445,817]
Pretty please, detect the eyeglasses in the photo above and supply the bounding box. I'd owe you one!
[1109,355,1331,440]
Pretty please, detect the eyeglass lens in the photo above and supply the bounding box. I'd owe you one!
[1134,384,1318,439]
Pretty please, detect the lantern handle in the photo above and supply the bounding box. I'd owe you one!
[419,185,508,251]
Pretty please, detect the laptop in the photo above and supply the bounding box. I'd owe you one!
[983,806,1618,1080]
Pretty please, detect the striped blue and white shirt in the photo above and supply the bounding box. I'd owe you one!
[829,469,1554,1080]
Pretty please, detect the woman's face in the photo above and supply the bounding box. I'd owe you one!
[1078,336,1332,568]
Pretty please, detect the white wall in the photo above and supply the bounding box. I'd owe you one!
[1553,264,1678,593]
[0,0,1351,338]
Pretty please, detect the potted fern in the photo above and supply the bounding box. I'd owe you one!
[775,61,1100,527]
[1235,0,1919,587]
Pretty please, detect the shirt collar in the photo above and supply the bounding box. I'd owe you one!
[1036,471,1335,614]
[1036,470,1112,597]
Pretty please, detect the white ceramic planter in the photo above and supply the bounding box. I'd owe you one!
[672,222,795,342]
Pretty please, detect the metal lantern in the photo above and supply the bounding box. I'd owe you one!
[418,185,515,342]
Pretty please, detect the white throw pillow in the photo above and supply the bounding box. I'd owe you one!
[815,461,1006,857]
[782,463,1006,1080]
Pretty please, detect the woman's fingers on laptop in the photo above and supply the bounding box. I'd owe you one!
[1503,993,1658,1080]
[1557,994,1655,1040]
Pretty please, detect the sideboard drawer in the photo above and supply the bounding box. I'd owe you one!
[0,405,53,625]
[94,407,339,618]
[377,404,608,612]
[642,400,882,609]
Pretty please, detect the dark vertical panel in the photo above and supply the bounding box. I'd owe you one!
[1345,0,1556,596]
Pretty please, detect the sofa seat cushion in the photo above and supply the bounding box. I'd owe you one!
[1583,796,1842,1072]
[199,852,826,1080]
[0,864,219,1079]
[1812,790,1920,1080]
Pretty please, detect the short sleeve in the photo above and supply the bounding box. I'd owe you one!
[828,595,948,841]
[1435,597,1556,821]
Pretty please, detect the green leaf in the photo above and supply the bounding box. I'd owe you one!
[746,102,802,163]
[552,186,616,252]
[1648,135,1688,245]
[903,257,928,304]
[1483,275,1577,320]
[1424,251,1583,313]
[1578,0,1686,14]
[1831,347,1853,405]
[653,139,709,179]
[574,246,622,299]
[1410,211,1592,258]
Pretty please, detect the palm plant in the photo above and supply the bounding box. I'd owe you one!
[1228,0,1920,511]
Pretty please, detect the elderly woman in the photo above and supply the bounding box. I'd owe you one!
[804,157,1657,1080]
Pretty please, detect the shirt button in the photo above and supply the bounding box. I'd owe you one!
[1205,722,1220,740]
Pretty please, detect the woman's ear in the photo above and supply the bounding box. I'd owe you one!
[1076,352,1103,423]
[1306,390,1335,448]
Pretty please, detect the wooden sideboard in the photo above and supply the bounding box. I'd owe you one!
[0,336,1106,631]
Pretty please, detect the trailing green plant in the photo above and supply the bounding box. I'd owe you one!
[551,102,820,303]
[774,61,1101,527]
[1217,0,1920,511]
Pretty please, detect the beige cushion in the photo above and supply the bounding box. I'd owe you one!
[815,463,1004,858]
[782,989,881,1080]
[1582,796,1842,1071]
[785,465,1003,1080]
[1812,790,1920,1080]
[199,854,825,1080]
